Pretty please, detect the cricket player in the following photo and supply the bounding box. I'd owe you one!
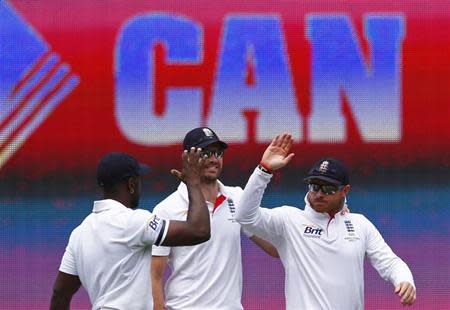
[235,133,416,310]
[151,127,278,310]
[50,150,210,310]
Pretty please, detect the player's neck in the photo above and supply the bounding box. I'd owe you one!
[200,181,220,203]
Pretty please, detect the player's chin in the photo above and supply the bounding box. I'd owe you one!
[202,172,220,182]
[312,202,328,212]
[204,169,220,177]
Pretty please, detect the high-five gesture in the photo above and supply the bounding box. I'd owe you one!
[171,147,205,184]
[261,133,295,171]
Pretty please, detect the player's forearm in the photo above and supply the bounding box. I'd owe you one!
[185,182,210,241]
[235,167,272,225]
[389,259,415,288]
[151,280,166,310]
[250,235,280,258]
[50,294,71,310]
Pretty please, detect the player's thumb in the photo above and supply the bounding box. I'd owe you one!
[394,284,401,294]
[170,169,182,180]
[283,153,295,164]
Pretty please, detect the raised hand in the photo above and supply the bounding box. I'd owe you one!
[394,281,416,305]
[171,147,205,184]
[261,133,295,171]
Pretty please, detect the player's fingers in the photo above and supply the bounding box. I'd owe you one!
[272,134,281,146]
[197,151,206,165]
[398,283,409,297]
[186,147,198,163]
[398,283,415,304]
[402,286,415,304]
[285,135,293,152]
[280,133,290,149]
[180,150,189,168]
[394,284,401,294]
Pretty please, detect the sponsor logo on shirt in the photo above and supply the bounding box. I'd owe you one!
[303,224,323,238]
[148,215,162,231]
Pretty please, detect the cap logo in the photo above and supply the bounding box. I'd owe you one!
[202,128,214,137]
[319,161,329,173]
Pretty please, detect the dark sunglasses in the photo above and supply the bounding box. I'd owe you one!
[308,183,343,195]
[200,149,224,159]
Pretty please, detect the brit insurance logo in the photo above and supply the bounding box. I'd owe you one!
[303,224,323,238]
[0,2,79,170]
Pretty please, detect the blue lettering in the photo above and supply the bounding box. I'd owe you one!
[306,15,405,142]
[149,215,160,230]
[304,226,323,235]
[115,14,202,145]
[208,16,300,143]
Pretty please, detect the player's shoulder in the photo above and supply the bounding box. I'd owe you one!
[343,212,374,228]
[152,190,188,219]
[155,189,186,208]
[124,208,152,225]
[221,184,244,197]
[270,205,302,217]
[346,212,369,220]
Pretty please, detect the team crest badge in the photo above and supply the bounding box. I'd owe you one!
[319,161,329,173]
[202,128,214,137]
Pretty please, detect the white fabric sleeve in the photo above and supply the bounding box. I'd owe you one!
[126,209,170,247]
[59,231,78,275]
[151,204,173,256]
[241,226,254,238]
[364,216,415,288]
[235,167,286,241]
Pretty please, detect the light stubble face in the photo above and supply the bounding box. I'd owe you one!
[200,146,224,184]
[307,181,349,214]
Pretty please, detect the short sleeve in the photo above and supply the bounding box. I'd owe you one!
[126,210,170,247]
[151,201,178,256]
[59,232,78,275]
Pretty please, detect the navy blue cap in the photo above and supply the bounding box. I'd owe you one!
[97,152,150,187]
[303,157,349,185]
[183,127,228,150]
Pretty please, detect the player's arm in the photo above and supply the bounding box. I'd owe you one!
[249,235,279,258]
[162,148,210,246]
[235,133,294,235]
[50,271,81,310]
[151,256,168,310]
[364,217,416,305]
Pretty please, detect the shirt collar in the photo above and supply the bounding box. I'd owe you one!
[92,199,127,213]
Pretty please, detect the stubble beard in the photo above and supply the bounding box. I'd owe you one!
[308,193,345,214]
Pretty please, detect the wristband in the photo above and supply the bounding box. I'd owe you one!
[258,161,273,174]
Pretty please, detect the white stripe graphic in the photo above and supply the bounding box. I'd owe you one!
[0,75,79,168]
[0,63,70,149]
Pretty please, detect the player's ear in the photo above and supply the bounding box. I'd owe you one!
[127,177,135,194]
[342,184,350,195]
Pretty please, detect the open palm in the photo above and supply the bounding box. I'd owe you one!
[261,133,295,171]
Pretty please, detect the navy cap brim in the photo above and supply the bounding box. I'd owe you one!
[195,140,228,149]
[303,175,342,185]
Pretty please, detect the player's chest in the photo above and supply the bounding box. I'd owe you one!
[208,196,239,223]
[292,217,366,255]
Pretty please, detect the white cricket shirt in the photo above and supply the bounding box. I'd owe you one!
[59,199,169,310]
[235,168,415,310]
[152,181,244,310]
